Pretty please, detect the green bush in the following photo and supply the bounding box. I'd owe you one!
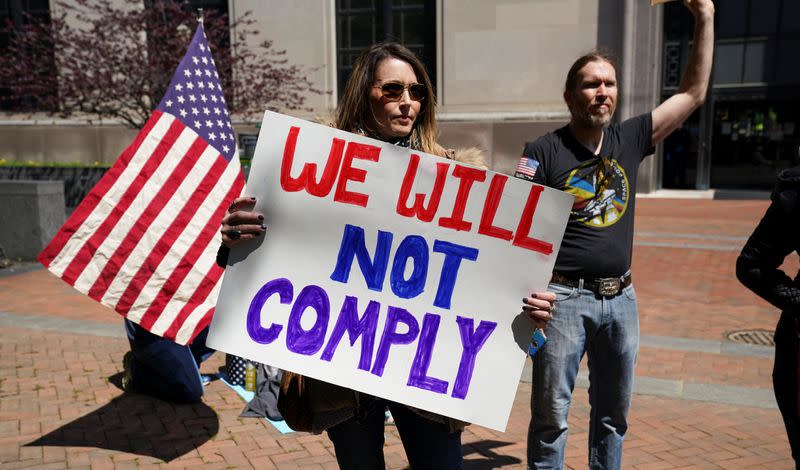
[0,159,111,168]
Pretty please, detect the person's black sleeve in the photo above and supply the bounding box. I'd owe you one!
[619,112,654,160]
[515,141,547,186]
[736,201,800,317]
[216,245,229,268]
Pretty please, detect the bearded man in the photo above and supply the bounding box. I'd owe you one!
[516,1,715,468]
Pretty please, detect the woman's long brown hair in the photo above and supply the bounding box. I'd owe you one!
[334,43,446,157]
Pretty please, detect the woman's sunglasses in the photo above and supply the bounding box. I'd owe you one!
[374,82,427,102]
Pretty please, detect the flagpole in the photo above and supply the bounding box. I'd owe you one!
[197,7,204,24]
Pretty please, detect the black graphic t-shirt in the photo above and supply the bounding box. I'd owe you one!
[517,113,653,278]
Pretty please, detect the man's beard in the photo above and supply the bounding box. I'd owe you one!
[573,106,614,128]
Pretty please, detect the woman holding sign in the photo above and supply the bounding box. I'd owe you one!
[323,43,470,469]
[218,42,557,470]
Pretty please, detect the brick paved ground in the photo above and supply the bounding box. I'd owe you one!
[0,198,795,469]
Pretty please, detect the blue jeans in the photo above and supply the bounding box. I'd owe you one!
[124,319,215,403]
[327,395,462,470]
[527,281,639,469]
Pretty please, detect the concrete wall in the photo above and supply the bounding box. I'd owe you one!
[0,180,65,260]
[439,0,616,114]
[438,119,566,175]
[230,0,337,117]
[0,122,137,165]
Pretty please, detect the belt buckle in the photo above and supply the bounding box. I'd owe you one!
[597,278,620,296]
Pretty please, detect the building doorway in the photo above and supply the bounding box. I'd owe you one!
[711,98,800,190]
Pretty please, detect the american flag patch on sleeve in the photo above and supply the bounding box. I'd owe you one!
[514,156,539,181]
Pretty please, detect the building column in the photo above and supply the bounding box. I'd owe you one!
[618,0,663,194]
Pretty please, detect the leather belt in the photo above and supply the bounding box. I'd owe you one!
[551,271,632,297]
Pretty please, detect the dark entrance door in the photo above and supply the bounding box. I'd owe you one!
[711,95,800,190]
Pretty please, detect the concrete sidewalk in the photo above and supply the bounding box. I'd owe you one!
[0,198,794,469]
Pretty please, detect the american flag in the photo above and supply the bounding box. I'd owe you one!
[37,23,244,345]
[515,156,539,181]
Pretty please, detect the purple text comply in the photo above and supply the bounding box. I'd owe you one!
[245,223,497,400]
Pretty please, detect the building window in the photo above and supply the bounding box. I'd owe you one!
[665,0,798,87]
[0,0,56,111]
[661,0,800,191]
[335,0,436,99]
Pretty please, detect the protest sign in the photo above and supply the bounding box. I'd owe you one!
[208,111,573,431]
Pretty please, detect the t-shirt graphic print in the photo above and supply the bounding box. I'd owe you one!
[565,157,630,228]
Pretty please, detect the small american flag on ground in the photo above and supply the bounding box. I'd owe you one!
[37,23,244,345]
[515,156,539,181]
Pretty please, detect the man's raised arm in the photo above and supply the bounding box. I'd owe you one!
[651,0,715,145]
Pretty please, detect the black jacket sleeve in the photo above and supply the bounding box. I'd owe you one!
[216,245,230,268]
[736,200,800,317]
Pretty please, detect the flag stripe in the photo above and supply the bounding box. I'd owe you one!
[151,159,236,339]
[74,123,197,294]
[123,158,241,326]
[48,115,175,278]
[58,118,184,286]
[69,119,191,291]
[163,261,223,341]
[85,132,209,301]
[173,278,223,344]
[186,306,216,345]
[37,114,164,267]
[137,171,243,330]
[146,171,243,335]
[146,168,242,339]
[112,146,230,314]
[99,141,222,310]
[47,115,176,279]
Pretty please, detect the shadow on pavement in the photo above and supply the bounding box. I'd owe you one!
[25,377,219,462]
[462,439,522,469]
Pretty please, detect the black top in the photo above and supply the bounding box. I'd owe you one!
[517,113,653,278]
[736,166,800,318]
[217,245,230,268]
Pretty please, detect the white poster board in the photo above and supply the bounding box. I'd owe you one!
[208,111,573,431]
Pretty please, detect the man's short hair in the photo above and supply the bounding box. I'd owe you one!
[564,51,618,93]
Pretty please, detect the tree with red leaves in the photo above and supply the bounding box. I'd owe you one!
[0,0,323,128]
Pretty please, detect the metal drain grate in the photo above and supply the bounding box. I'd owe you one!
[726,329,775,346]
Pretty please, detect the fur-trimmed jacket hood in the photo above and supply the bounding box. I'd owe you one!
[445,146,488,170]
